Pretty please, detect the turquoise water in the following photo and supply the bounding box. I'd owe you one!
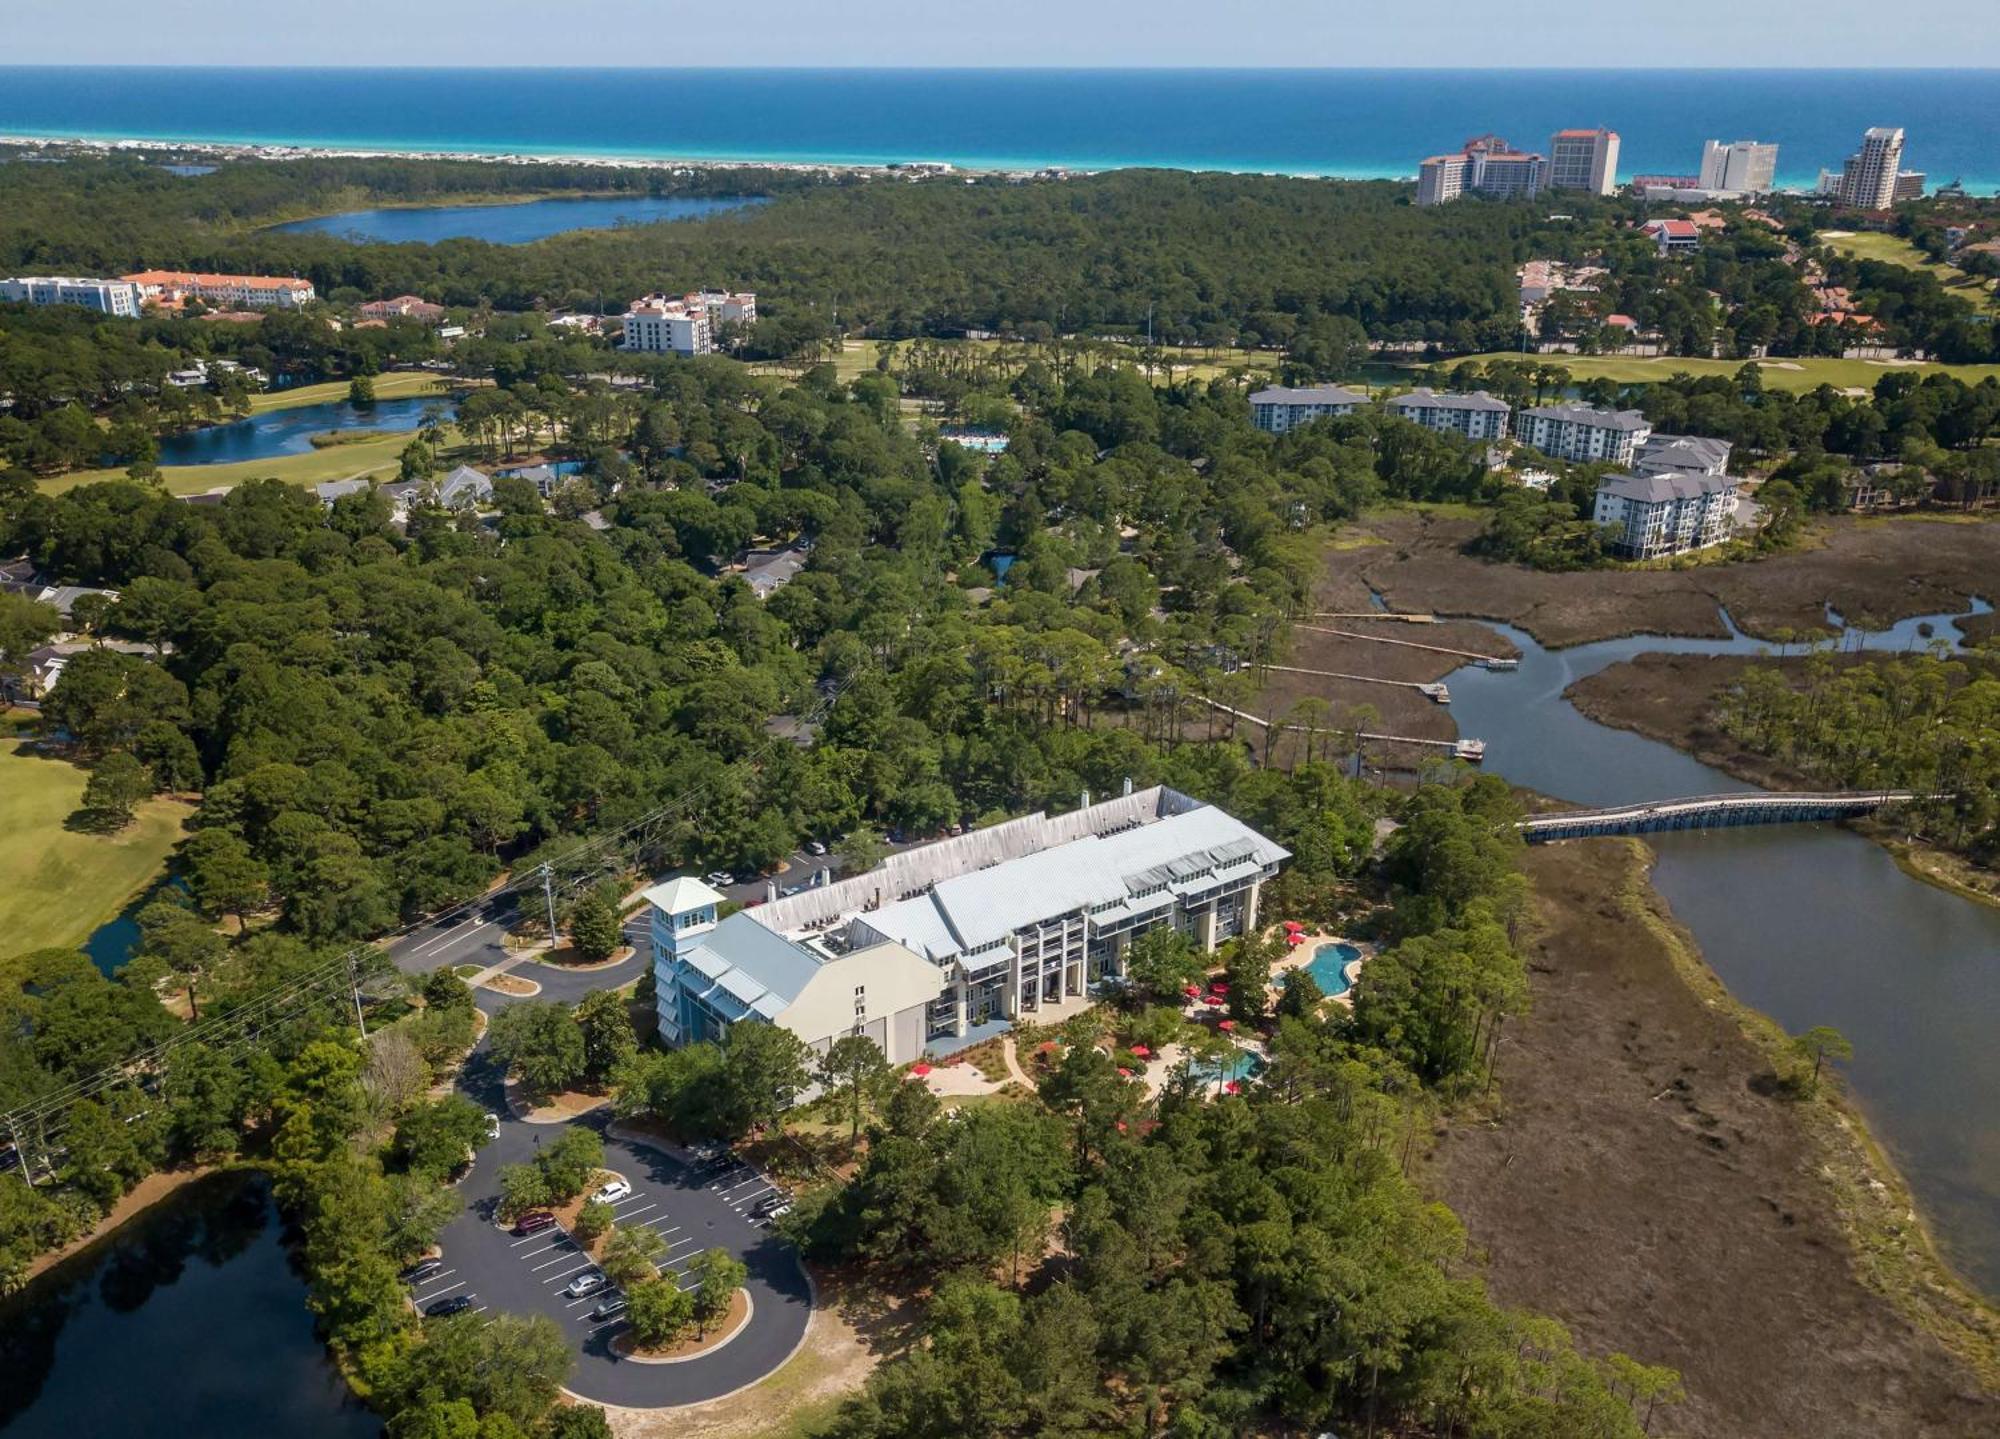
[2,69,1997,191]
[1305,941,1360,997]
[271,194,759,245]
[1198,1049,1261,1085]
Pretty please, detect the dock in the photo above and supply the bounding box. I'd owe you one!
[1265,664,1451,704]
[1297,624,1518,670]
[1200,697,1486,761]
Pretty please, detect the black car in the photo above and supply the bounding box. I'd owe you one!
[425,1294,472,1318]
[401,1257,445,1284]
[754,1189,791,1216]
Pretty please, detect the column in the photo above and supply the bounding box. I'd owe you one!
[1198,903,1218,952]
[1244,878,1262,933]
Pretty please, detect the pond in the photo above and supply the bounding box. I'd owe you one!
[157,395,435,466]
[1444,602,2000,1295]
[269,194,761,245]
[0,1174,377,1438]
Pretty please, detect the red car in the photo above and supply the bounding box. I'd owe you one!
[512,1211,557,1237]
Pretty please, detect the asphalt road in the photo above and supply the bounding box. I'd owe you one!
[388,915,814,1406]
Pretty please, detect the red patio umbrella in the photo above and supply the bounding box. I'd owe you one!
[1129,1044,1151,1058]
[1218,1019,1235,1032]
[1117,1066,1133,1077]
[1282,920,1304,933]
[1203,995,1223,1007]
[909,1062,932,1077]
[1182,984,1201,997]
[1223,1080,1242,1095]
[1210,982,1229,994]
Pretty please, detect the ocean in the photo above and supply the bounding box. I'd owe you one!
[2,68,1997,193]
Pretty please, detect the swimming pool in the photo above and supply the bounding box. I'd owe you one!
[1305,941,1361,996]
[1197,1049,1262,1084]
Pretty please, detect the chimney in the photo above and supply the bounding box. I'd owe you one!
[1080,789,1090,810]
[765,879,778,904]
[1122,775,1133,797]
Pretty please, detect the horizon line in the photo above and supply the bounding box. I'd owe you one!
[5,62,2000,73]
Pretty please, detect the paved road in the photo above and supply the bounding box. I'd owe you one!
[389,915,812,1406]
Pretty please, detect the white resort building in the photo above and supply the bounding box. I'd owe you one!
[619,289,757,356]
[1592,471,1737,558]
[1384,388,1512,440]
[1249,384,1366,434]
[647,785,1289,1056]
[1514,403,1653,465]
[0,276,143,316]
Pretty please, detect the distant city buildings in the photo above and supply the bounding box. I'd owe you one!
[1893,171,1928,202]
[123,270,316,310]
[1248,383,1365,433]
[1514,403,1653,465]
[1548,128,1620,195]
[1593,471,1736,558]
[1416,135,1548,206]
[619,289,758,356]
[0,275,142,316]
[1385,388,1512,440]
[1697,140,1780,196]
[1833,126,1906,209]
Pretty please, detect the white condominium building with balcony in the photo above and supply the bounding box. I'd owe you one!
[1,276,143,316]
[1249,384,1366,433]
[1385,388,1512,440]
[1593,471,1737,558]
[1514,403,1653,465]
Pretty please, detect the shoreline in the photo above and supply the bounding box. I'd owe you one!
[1622,843,2000,1387]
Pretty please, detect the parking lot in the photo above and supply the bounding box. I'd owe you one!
[421,1121,814,1407]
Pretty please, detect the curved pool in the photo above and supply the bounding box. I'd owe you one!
[1305,940,1360,996]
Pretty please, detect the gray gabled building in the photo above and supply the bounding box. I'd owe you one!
[1250,384,1366,435]
[1593,470,1736,558]
[1385,388,1512,441]
[1515,403,1653,465]
[1634,433,1733,479]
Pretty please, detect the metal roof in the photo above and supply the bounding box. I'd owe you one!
[1598,471,1734,504]
[678,912,824,1008]
[1387,388,1511,413]
[1249,384,1366,407]
[1521,403,1652,431]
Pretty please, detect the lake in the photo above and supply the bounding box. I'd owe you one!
[0,1174,377,1438]
[157,395,435,466]
[1447,605,2000,1295]
[271,194,760,245]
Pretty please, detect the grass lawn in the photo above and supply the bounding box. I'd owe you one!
[0,737,191,959]
[42,423,477,498]
[1449,351,2000,395]
[1820,230,2000,312]
[246,370,456,414]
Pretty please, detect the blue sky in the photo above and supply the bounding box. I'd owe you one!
[12,1,1999,67]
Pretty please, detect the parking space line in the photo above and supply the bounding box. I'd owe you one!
[644,1220,681,1236]
[471,1305,489,1315]
[513,1230,566,1248]
[612,1201,657,1221]
[662,1235,698,1252]
[408,1268,457,1287]
[531,1251,582,1271]
[541,1258,596,1284]
[415,1280,466,1302]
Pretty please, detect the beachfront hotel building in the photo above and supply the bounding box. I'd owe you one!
[1514,403,1653,465]
[619,289,757,357]
[0,275,143,317]
[1697,140,1779,196]
[1593,471,1737,558]
[649,786,1289,1053]
[1834,127,1906,210]
[123,270,316,310]
[1249,384,1366,433]
[1548,128,1620,195]
[1384,388,1512,440]
[1417,135,1549,206]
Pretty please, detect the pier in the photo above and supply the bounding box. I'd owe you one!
[1518,790,1931,842]
[1297,624,1518,670]
[1199,698,1486,761]
[1264,664,1451,704]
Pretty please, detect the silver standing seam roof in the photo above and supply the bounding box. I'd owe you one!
[1598,471,1733,504]
[856,804,1289,964]
[1635,433,1733,475]
[675,911,825,1021]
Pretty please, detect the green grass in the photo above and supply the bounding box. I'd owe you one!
[246,371,455,414]
[1820,230,2000,312]
[44,424,478,498]
[0,738,191,959]
[1450,352,2000,395]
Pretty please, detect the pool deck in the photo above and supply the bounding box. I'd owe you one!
[1272,931,1372,1008]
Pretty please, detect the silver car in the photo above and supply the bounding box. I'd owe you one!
[565,1270,608,1299]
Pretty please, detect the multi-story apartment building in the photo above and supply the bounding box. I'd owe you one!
[1697,140,1779,195]
[618,290,756,356]
[717,785,1289,1044]
[1835,127,1906,209]
[1249,383,1365,433]
[1593,471,1736,558]
[1385,388,1512,440]
[123,270,317,310]
[1548,128,1620,195]
[1417,135,1548,205]
[0,275,142,316]
[1893,171,1927,202]
[1514,403,1653,465]
[1634,433,1733,480]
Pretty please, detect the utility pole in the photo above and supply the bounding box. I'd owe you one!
[348,952,368,1039]
[540,863,559,945]
[8,1114,32,1189]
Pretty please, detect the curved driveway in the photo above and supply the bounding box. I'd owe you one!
[400,924,814,1407]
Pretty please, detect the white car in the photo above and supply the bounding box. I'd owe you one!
[592,1178,633,1205]
[565,1270,607,1298]
[483,1112,501,1140]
